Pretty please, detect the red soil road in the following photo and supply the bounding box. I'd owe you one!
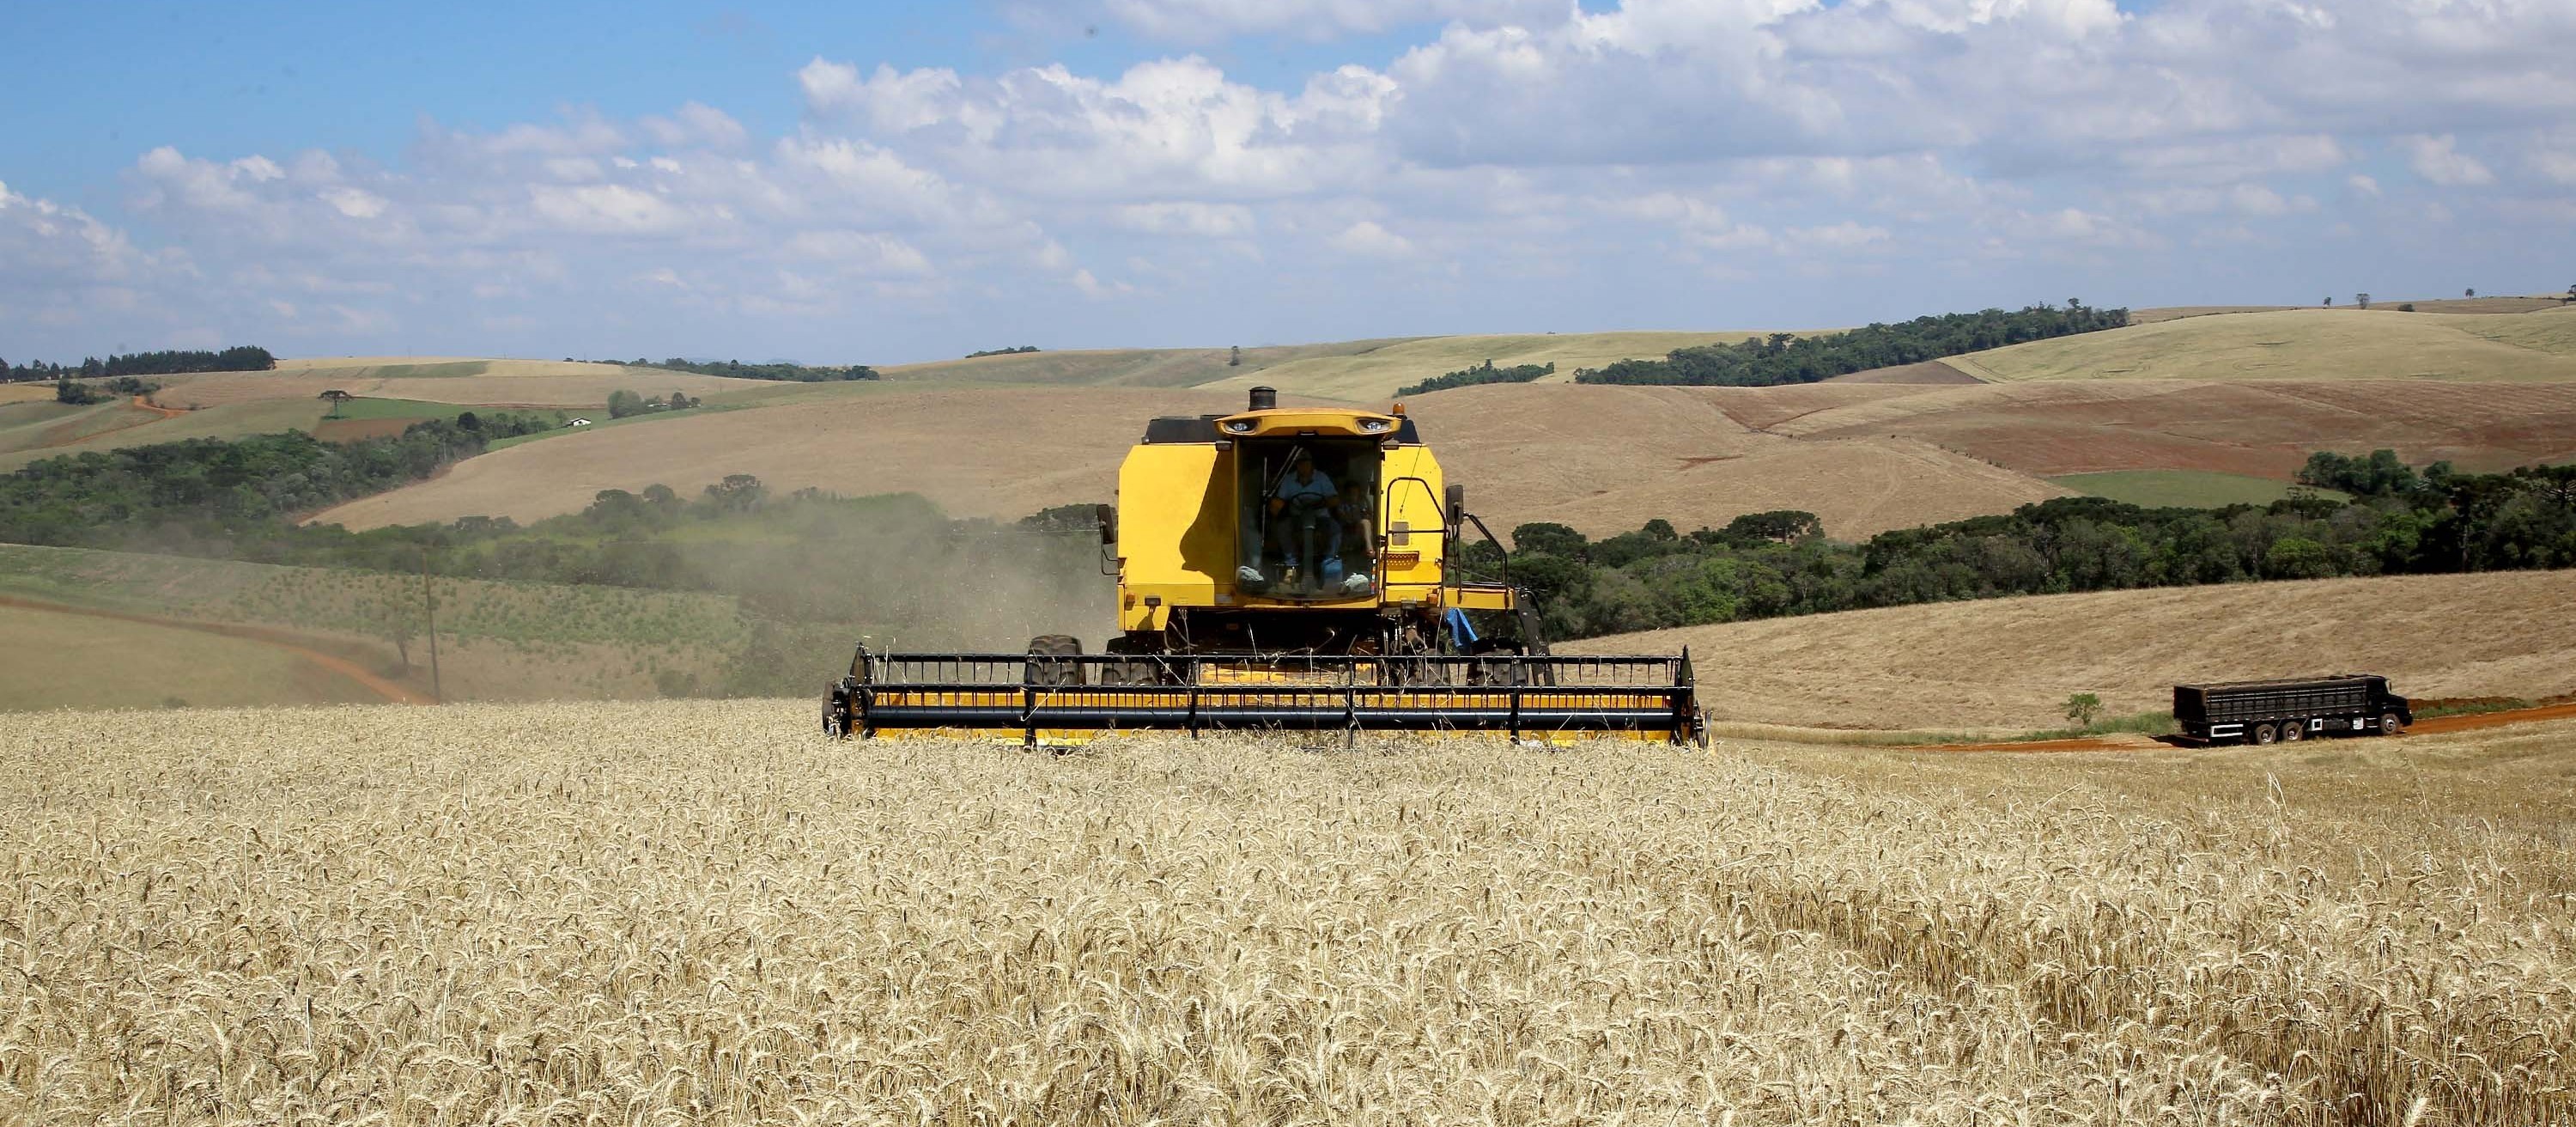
[0,594,432,705]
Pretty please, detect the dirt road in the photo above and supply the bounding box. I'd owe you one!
[1910,700,2576,753]
[0,595,430,705]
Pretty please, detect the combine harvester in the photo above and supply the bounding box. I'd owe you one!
[823,387,1704,746]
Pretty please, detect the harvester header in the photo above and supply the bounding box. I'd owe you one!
[824,386,1704,746]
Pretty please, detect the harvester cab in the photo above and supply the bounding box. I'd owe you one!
[823,386,1704,746]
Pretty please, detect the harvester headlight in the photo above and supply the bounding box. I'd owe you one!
[1358,417,1392,433]
[1222,419,1256,434]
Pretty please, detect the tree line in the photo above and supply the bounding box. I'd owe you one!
[583,357,879,382]
[606,390,699,418]
[3,346,276,383]
[1575,302,2128,387]
[0,413,556,550]
[965,345,1041,358]
[53,376,164,405]
[1467,453,2576,641]
[1396,360,1556,398]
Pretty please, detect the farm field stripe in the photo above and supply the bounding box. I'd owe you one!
[0,594,428,704]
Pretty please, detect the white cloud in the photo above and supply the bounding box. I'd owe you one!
[1114,201,1255,236]
[804,55,1394,200]
[1091,0,1560,42]
[781,229,934,275]
[1071,268,1135,298]
[1327,219,1413,257]
[2529,150,2576,187]
[320,187,388,219]
[641,102,749,150]
[12,0,2575,361]
[1787,221,1891,251]
[528,184,692,235]
[2399,134,2494,186]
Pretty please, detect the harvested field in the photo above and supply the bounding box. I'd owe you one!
[878,338,1413,389]
[1202,331,1798,400]
[312,387,1249,531]
[156,360,781,411]
[878,331,1797,400]
[0,382,57,405]
[2,701,2567,1124]
[2050,468,2323,508]
[318,383,2067,539]
[1947,306,2576,383]
[1771,378,2576,477]
[1700,382,1949,431]
[1570,570,2576,731]
[0,399,337,471]
[1820,359,1981,384]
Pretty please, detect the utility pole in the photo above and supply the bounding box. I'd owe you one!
[420,547,443,704]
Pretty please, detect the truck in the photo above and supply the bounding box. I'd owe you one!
[2172,675,2411,746]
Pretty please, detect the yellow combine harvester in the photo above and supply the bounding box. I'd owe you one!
[823,386,1704,746]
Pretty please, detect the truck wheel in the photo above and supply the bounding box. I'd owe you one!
[2279,718,2306,742]
[2379,711,2405,736]
[2252,722,2278,745]
[1026,635,1084,686]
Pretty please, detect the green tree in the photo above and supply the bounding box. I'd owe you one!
[2063,692,2103,728]
[2263,537,2337,579]
[607,389,644,418]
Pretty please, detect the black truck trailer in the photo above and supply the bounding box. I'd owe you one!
[2173,675,2412,746]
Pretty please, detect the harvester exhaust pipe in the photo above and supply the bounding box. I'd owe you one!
[1249,386,1277,411]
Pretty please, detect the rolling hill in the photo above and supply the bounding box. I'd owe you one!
[312,382,2070,539]
[1946,305,2576,383]
[1566,570,2576,732]
[874,330,1791,400]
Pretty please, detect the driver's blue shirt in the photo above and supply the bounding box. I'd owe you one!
[1275,470,1337,507]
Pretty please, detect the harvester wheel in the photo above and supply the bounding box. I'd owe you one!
[2251,722,2278,746]
[1026,635,1084,686]
[2379,711,2404,736]
[1103,635,1166,685]
[2280,718,2306,742]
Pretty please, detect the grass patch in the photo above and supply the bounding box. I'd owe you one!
[485,403,744,451]
[325,397,477,421]
[2052,469,2342,509]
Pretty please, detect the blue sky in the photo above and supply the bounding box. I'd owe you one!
[3,0,2570,364]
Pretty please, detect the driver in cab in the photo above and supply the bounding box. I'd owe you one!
[1236,450,1359,595]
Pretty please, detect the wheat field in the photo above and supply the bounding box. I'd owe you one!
[3,702,2569,1124]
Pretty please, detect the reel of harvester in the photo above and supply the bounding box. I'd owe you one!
[821,385,1706,747]
[823,649,1704,747]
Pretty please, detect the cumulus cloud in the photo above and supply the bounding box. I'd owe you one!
[7,0,2571,361]
[1115,201,1255,237]
[1086,0,1562,42]
[803,55,1395,199]
[1326,220,1414,257]
[2398,134,2495,186]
